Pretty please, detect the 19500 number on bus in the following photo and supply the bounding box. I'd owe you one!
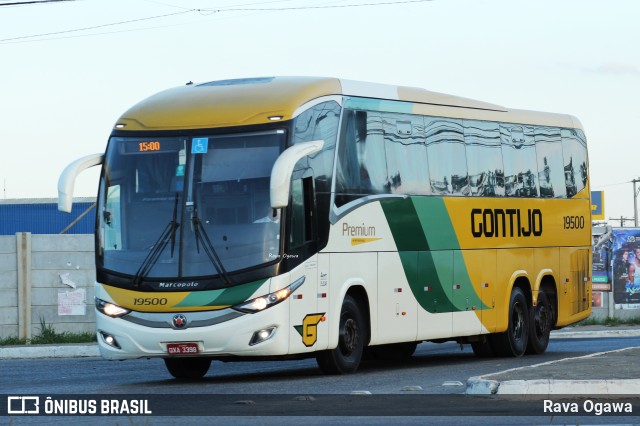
[563,215,585,229]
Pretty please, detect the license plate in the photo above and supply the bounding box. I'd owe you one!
[166,343,200,355]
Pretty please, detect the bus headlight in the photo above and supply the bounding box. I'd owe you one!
[232,276,305,314]
[96,298,131,318]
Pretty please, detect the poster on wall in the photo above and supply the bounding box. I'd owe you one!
[592,234,609,284]
[592,291,603,308]
[610,228,640,308]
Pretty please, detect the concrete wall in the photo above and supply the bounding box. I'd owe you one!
[0,233,95,340]
[591,290,640,321]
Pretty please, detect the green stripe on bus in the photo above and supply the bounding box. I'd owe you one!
[380,198,429,251]
[451,250,489,311]
[175,279,266,308]
[383,197,487,313]
[411,197,460,250]
[400,251,456,313]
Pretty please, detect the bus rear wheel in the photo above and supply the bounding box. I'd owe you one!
[490,287,529,357]
[164,357,211,379]
[316,295,365,374]
[526,289,552,354]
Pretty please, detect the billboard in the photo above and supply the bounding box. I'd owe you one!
[591,191,604,220]
[609,228,640,307]
[592,225,610,285]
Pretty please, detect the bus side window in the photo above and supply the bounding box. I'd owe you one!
[534,127,566,198]
[561,128,588,197]
[501,124,539,197]
[382,113,430,195]
[292,100,341,183]
[463,120,503,196]
[335,109,387,206]
[425,117,468,195]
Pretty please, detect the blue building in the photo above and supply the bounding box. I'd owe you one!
[0,198,96,235]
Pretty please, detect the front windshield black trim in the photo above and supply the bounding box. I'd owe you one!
[96,260,284,292]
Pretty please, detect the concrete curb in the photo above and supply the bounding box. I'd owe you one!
[467,377,640,397]
[466,346,640,397]
[550,328,640,339]
[0,344,99,360]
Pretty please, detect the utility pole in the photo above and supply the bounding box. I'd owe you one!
[609,216,635,227]
[633,178,640,226]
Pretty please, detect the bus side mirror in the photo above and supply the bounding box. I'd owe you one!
[270,140,324,209]
[58,153,104,213]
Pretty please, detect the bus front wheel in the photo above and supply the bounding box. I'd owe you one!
[316,295,365,374]
[164,357,211,379]
[491,287,529,357]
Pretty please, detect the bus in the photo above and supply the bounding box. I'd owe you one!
[58,76,591,378]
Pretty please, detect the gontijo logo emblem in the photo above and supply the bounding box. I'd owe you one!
[294,313,325,347]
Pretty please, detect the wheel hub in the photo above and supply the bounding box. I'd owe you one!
[341,318,358,353]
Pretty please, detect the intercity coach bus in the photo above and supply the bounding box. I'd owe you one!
[58,76,591,378]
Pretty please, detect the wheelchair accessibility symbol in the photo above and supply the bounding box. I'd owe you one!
[192,138,209,154]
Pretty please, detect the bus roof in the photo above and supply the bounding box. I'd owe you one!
[114,76,581,131]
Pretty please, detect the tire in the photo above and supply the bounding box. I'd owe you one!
[164,357,211,379]
[316,295,366,374]
[490,287,529,357]
[371,342,418,361]
[526,290,552,354]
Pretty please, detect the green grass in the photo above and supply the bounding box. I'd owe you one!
[577,316,640,327]
[0,318,96,346]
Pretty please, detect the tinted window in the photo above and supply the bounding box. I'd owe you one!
[562,128,588,197]
[335,110,388,205]
[382,113,430,195]
[534,127,566,198]
[293,101,341,182]
[501,124,539,197]
[464,120,504,196]
[425,117,468,195]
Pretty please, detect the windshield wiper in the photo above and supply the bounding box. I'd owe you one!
[191,205,232,285]
[132,193,180,288]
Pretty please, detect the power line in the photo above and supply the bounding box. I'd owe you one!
[203,0,433,12]
[598,179,640,188]
[0,0,77,6]
[0,10,192,42]
[0,0,433,44]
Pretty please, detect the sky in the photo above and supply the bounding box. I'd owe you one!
[1,0,639,224]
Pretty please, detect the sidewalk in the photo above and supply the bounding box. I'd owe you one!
[0,342,98,359]
[466,325,640,397]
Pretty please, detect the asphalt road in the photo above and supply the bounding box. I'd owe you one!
[2,336,640,425]
[2,336,640,394]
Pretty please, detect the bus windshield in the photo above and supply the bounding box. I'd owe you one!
[97,130,285,284]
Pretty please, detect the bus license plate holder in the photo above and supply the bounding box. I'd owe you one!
[166,342,200,355]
